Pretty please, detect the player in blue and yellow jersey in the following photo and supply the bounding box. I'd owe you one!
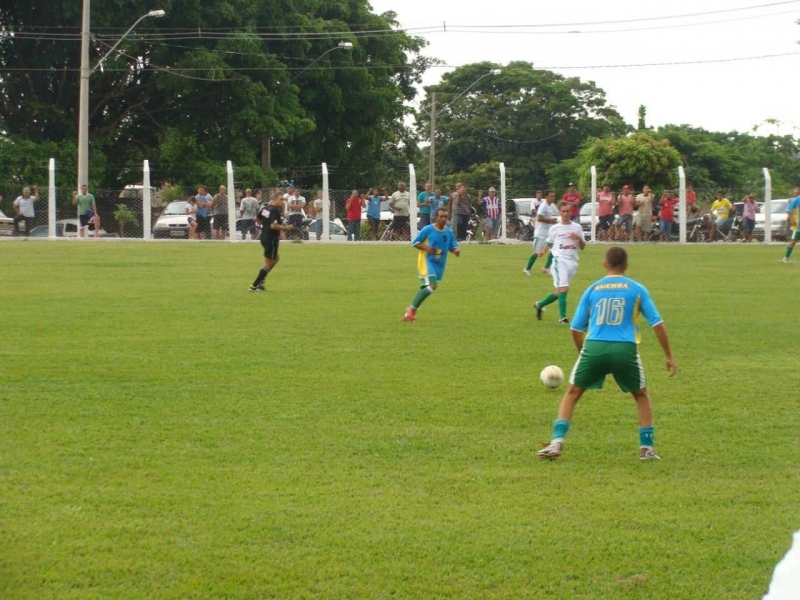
[538,246,678,461]
[402,208,460,322]
[782,187,800,263]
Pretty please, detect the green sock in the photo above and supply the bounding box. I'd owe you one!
[539,293,557,308]
[553,419,570,441]
[544,253,553,269]
[786,246,794,259]
[526,255,537,270]
[558,292,568,319]
[411,286,433,309]
[639,426,654,448]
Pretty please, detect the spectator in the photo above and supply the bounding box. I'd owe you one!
[345,189,365,241]
[686,182,699,216]
[562,182,581,223]
[12,185,38,236]
[186,196,199,239]
[659,190,679,242]
[740,191,759,243]
[782,187,800,263]
[193,185,212,239]
[72,184,101,238]
[211,185,229,240]
[285,187,306,240]
[451,183,472,241]
[366,187,385,240]
[311,190,324,240]
[480,186,501,241]
[239,188,259,241]
[634,185,655,242]
[596,184,615,242]
[430,187,449,216]
[708,190,733,241]
[417,181,433,228]
[616,185,635,241]
[389,182,411,240]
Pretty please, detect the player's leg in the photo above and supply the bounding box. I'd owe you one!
[632,389,658,460]
[556,260,577,322]
[404,274,437,321]
[534,257,560,319]
[250,240,278,291]
[783,230,799,262]
[524,236,543,274]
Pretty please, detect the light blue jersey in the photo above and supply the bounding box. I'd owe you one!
[571,276,662,344]
[786,196,800,231]
[412,224,458,281]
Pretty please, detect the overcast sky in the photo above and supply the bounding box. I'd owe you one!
[368,0,800,136]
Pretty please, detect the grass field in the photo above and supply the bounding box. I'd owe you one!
[1,239,798,599]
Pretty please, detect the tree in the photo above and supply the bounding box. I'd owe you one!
[0,1,428,190]
[113,204,139,237]
[558,132,682,192]
[637,105,648,131]
[416,61,629,191]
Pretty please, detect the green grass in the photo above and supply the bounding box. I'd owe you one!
[1,240,797,599]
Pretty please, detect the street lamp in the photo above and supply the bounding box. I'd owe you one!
[428,68,501,190]
[77,4,165,190]
[292,41,353,80]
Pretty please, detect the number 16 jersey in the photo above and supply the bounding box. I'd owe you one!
[571,275,663,344]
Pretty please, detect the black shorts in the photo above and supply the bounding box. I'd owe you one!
[598,215,614,230]
[368,216,380,227]
[196,215,211,234]
[213,214,228,230]
[79,214,94,227]
[393,216,410,230]
[261,236,279,260]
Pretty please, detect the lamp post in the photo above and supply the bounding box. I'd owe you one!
[77,3,165,190]
[427,69,500,191]
[292,41,353,80]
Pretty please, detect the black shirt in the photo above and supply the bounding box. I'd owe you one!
[258,204,282,242]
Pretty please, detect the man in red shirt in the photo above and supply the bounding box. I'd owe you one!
[345,189,365,241]
[562,183,581,223]
[596,184,616,241]
[615,185,635,241]
[658,190,679,242]
[686,182,699,217]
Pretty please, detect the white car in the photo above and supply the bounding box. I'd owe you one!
[153,201,191,238]
[0,208,15,235]
[509,198,538,227]
[307,219,348,241]
[753,199,789,241]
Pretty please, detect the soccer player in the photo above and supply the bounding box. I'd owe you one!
[782,187,800,263]
[402,208,460,322]
[537,246,678,461]
[533,202,585,324]
[523,190,557,275]
[249,192,294,292]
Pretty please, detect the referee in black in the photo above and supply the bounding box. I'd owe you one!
[249,191,294,292]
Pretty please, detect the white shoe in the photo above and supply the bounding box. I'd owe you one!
[537,441,563,459]
[782,257,789,264]
[523,269,531,276]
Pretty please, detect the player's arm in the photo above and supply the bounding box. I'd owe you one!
[652,323,677,377]
[32,185,39,201]
[536,242,552,258]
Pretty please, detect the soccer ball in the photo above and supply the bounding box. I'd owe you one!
[540,365,564,389]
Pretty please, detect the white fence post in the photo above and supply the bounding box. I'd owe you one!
[678,166,686,243]
[48,158,56,239]
[322,163,330,241]
[500,162,507,242]
[590,165,597,242]
[226,161,236,241]
[763,167,772,244]
[409,163,418,241]
[142,160,152,240]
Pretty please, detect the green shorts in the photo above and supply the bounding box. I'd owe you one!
[419,274,439,287]
[791,229,800,241]
[570,340,645,393]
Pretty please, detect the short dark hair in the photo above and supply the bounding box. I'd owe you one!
[545,190,554,197]
[605,246,628,269]
[436,207,448,217]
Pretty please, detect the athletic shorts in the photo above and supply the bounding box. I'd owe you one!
[196,215,210,234]
[598,215,614,230]
[213,214,228,230]
[791,229,800,241]
[532,235,548,254]
[419,273,439,287]
[261,236,279,260]
[79,213,95,227]
[483,216,500,235]
[551,256,578,289]
[569,340,645,392]
[368,216,380,227]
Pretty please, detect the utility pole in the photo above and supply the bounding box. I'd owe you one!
[78,0,91,190]
[429,92,436,191]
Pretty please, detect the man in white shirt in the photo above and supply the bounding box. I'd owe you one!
[239,188,259,240]
[285,187,306,240]
[534,202,586,323]
[389,182,411,240]
[13,185,38,236]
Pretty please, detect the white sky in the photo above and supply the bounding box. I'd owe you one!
[368,0,800,136]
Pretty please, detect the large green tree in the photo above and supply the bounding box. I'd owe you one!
[416,61,629,192]
[0,0,427,189]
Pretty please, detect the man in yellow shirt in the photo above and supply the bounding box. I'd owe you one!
[708,190,733,242]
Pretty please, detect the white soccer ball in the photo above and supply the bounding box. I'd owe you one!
[540,365,564,389]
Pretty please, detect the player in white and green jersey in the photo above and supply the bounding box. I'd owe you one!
[538,246,677,461]
[523,190,557,275]
[533,202,585,324]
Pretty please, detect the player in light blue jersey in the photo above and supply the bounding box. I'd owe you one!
[782,188,800,263]
[403,208,460,322]
[538,246,677,461]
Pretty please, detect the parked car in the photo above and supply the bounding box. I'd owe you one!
[25,219,112,238]
[753,199,789,241]
[153,201,190,238]
[0,208,15,235]
[307,219,349,241]
[509,198,537,228]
